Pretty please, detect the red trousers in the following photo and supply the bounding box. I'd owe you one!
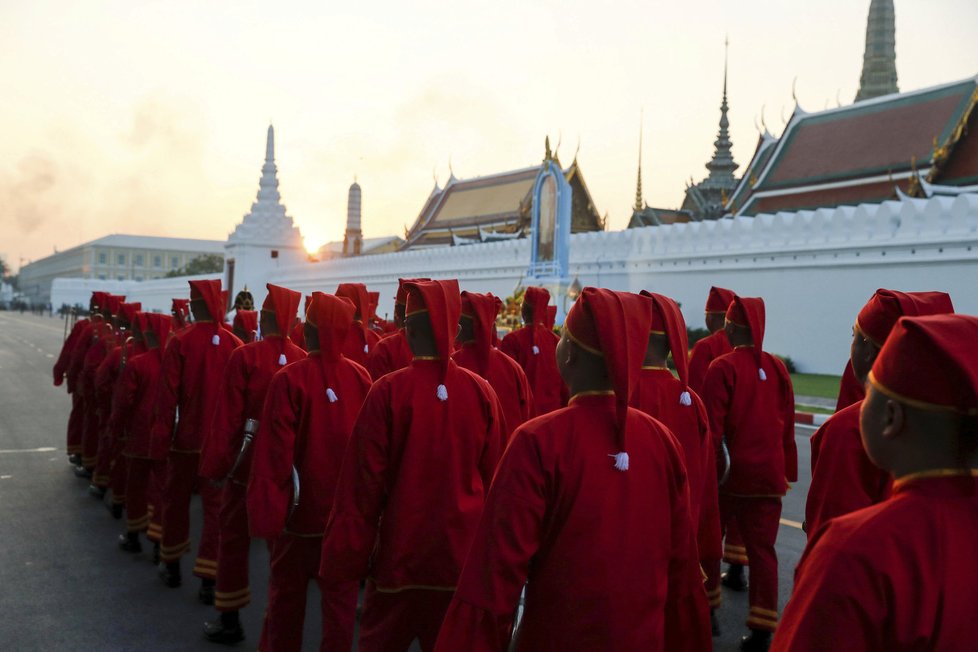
[93,427,115,489]
[126,457,164,535]
[81,403,100,470]
[258,534,358,652]
[723,519,749,565]
[699,470,723,609]
[215,482,252,612]
[358,584,454,652]
[66,392,84,456]
[720,494,782,632]
[159,451,221,579]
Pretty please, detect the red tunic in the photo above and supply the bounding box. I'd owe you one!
[688,329,731,395]
[773,473,978,651]
[150,323,243,454]
[366,329,412,380]
[111,350,166,459]
[340,321,381,368]
[434,394,711,652]
[499,325,567,416]
[247,354,371,537]
[805,401,891,535]
[199,336,305,484]
[320,359,506,591]
[834,360,865,412]
[290,321,305,351]
[53,317,90,387]
[453,343,533,442]
[701,347,797,495]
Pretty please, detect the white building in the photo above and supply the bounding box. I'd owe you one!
[19,234,224,306]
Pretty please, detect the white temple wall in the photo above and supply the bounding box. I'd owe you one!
[51,273,222,314]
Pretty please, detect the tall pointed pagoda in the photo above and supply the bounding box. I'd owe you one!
[855,0,898,102]
[680,39,740,220]
[224,124,305,309]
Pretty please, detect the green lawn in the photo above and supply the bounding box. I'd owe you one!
[790,373,842,400]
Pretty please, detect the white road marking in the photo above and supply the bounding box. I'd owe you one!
[0,447,58,454]
[0,475,12,479]
[46,353,54,358]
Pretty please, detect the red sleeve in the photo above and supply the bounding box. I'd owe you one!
[200,350,248,480]
[365,341,390,380]
[320,381,393,584]
[662,431,713,652]
[93,353,117,421]
[701,360,731,451]
[776,358,798,483]
[479,384,507,487]
[247,370,297,538]
[66,328,93,387]
[53,321,84,386]
[498,331,520,361]
[771,525,882,651]
[516,368,534,435]
[107,363,138,442]
[435,430,548,652]
[150,336,182,448]
[687,340,711,395]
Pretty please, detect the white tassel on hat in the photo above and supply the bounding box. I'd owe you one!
[363,344,369,354]
[679,391,692,406]
[211,334,220,346]
[532,345,540,355]
[278,353,287,366]
[326,388,338,403]
[436,384,448,401]
[759,368,767,381]
[609,452,630,472]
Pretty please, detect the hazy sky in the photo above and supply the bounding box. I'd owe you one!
[2,0,976,268]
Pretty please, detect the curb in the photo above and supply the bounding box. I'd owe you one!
[795,411,829,427]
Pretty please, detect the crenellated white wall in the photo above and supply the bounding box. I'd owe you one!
[52,193,978,374]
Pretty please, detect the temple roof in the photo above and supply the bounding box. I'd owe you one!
[402,157,602,249]
[628,206,693,228]
[734,76,978,216]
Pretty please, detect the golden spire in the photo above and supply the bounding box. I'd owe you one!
[634,108,644,212]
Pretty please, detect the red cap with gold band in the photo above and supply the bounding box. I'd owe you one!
[120,302,142,325]
[396,278,431,306]
[405,279,461,400]
[705,286,736,314]
[641,290,692,406]
[460,291,502,376]
[869,314,978,416]
[726,295,768,380]
[855,289,954,347]
[564,287,653,471]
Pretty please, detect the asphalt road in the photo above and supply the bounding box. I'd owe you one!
[0,311,816,651]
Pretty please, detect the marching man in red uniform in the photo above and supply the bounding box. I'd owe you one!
[701,295,796,651]
[247,291,369,652]
[633,291,723,633]
[773,314,978,651]
[321,279,505,652]
[53,291,99,465]
[499,286,568,416]
[688,286,736,394]
[453,291,533,442]
[435,288,711,652]
[111,313,171,556]
[231,308,258,344]
[366,278,426,380]
[199,284,305,645]
[805,289,953,536]
[151,279,242,601]
[335,282,381,368]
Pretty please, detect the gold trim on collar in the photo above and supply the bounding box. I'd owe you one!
[649,329,666,335]
[725,318,747,328]
[569,390,615,405]
[412,355,441,361]
[405,308,429,317]
[642,365,669,370]
[893,468,978,489]
[564,325,603,356]
[869,371,977,415]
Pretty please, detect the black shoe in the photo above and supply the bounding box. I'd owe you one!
[721,564,748,592]
[202,618,244,645]
[198,582,216,606]
[159,562,181,588]
[740,629,772,652]
[109,503,123,519]
[152,542,160,565]
[118,533,143,553]
[68,454,81,466]
[711,609,721,637]
[88,484,106,499]
[74,465,93,479]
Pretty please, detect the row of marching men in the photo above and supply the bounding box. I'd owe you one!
[52,277,978,651]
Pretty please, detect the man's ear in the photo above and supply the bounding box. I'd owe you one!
[881,399,905,440]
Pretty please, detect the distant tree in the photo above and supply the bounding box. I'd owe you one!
[165,254,224,278]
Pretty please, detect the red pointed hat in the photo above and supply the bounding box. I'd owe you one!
[233,309,258,338]
[856,289,954,347]
[726,296,768,380]
[262,284,302,339]
[396,277,431,306]
[706,286,736,313]
[523,286,551,355]
[545,305,557,330]
[870,314,978,416]
[307,292,356,362]
[106,294,125,317]
[461,291,502,376]
[641,291,692,406]
[120,302,142,326]
[564,287,653,472]
[91,291,109,311]
[144,313,172,356]
[189,279,226,345]
[405,279,461,400]
[171,298,190,324]
[336,283,372,321]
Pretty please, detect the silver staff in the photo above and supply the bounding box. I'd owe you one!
[226,418,260,481]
